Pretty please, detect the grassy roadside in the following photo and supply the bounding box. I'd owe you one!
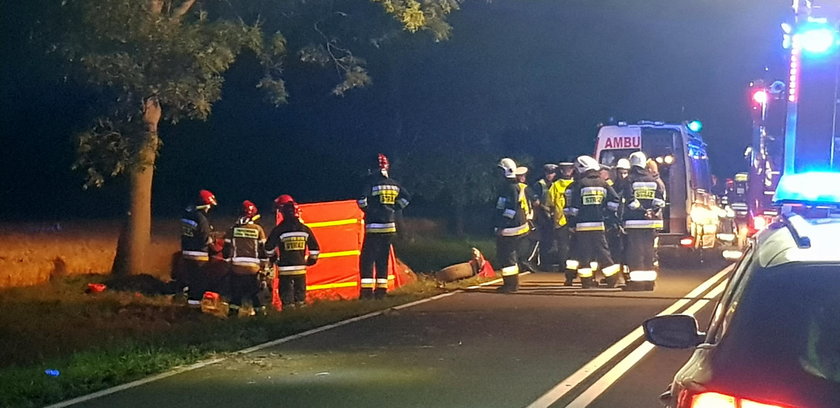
[0,235,495,408]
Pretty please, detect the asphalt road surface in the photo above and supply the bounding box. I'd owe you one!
[51,258,732,408]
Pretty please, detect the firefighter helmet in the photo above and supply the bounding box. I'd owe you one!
[274,194,300,218]
[241,200,258,218]
[375,153,390,172]
[616,158,631,170]
[197,189,217,207]
[629,151,647,169]
[498,158,517,179]
[574,155,600,174]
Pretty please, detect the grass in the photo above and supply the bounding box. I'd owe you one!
[0,235,495,408]
[394,235,496,274]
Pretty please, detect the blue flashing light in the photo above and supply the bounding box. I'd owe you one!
[687,120,703,132]
[774,172,840,205]
[796,22,839,55]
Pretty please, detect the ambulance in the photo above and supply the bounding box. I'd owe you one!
[594,121,720,259]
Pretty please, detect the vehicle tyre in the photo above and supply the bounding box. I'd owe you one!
[435,262,475,282]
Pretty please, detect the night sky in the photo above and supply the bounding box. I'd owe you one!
[0,0,792,221]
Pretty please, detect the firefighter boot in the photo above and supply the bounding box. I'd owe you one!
[563,271,576,286]
[581,277,595,289]
[374,288,387,299]
[496,275,519,293]
[359,288,374,300]
[604,274,619,288]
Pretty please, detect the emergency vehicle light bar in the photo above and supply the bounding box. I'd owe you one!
[773,172,840,207]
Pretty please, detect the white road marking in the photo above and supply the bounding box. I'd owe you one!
[565,279,729,407]
[45,288,476,408]
[526,265,733,408]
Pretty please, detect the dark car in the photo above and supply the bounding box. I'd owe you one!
[643,212,840,408]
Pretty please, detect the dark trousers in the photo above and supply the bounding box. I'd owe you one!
[574,230,615,269]
[360,233,393,298]
[185,259,229,302]
[626,228,656,272]
[606,226,625,267]
[279,274,307,306]
[229,273,261,308]
[552,225,571,272]
[496,234,523,273]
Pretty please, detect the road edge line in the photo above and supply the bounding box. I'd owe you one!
[45,286,476,407]
[525,264,733,408]
[565,279,729,407]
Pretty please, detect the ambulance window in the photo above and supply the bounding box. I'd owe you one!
[599,149,635,166]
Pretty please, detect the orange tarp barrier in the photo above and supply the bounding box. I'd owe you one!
[270,200,412,309]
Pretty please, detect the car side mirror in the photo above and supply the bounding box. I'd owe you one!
[643,315,705,349]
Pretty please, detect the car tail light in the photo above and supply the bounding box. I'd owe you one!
[680,237,695,247]
[683,391,789,408]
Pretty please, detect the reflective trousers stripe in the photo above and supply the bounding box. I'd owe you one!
[360,278,375,289]
[576,222,605,231]
[577,268,593,278]
[629,270,657,281]
[499,223,530,237]
[601,263,621,277]
[501,265,520,276]
[566,260,579,270]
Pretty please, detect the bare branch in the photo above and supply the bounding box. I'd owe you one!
[171,0,197,20]
[149,0,164,15]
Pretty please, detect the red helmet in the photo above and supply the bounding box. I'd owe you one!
[376,153,390,172]
[241,200,258,218]
[197,189,217,207]
[274,194,300,218]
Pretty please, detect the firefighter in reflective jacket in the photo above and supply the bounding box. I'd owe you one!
[223,200,268,316]
[357,153,411,299]
[622,151,666,289]
[265,195,320,309]
[495,158,531,293]
[180,189,220,307]
[546,162,575,280]
[564,156,622,288]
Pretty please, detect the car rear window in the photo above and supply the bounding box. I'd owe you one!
[713,264,840,405]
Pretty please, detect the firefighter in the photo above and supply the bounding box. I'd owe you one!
[600,164,625,283]
[622,152,666,290]
[179,189,221,307]
[545,161,575,281]
[495,158,530,293]
[531,164,558,270]
[223,200,268,316]
[564,156,622,288]
[265,195,320,309]
[357,153,411,299]
[516,166,539,272]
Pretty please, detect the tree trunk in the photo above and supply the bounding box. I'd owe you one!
[113,98,161,276]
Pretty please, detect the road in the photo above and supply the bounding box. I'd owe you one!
[51,260,731,408]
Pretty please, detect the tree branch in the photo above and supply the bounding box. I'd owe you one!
[149,0,164,15]
[171,0,197,20]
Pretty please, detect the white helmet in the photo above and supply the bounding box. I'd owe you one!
[629,151,647,168]
[498,158,517,179]
[574,155,600,174]
[616,158,631,170]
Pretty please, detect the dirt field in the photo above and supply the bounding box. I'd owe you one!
[0,219,181,288]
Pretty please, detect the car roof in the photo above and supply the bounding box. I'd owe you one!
[755,217,840,268]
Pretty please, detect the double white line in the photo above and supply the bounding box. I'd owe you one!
[526,265,734,408]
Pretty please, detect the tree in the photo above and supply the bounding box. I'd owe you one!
[52,0,462,275]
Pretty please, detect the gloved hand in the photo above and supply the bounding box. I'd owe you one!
[307,257,318,266]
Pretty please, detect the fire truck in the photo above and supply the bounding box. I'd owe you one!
[744,0,840,233]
